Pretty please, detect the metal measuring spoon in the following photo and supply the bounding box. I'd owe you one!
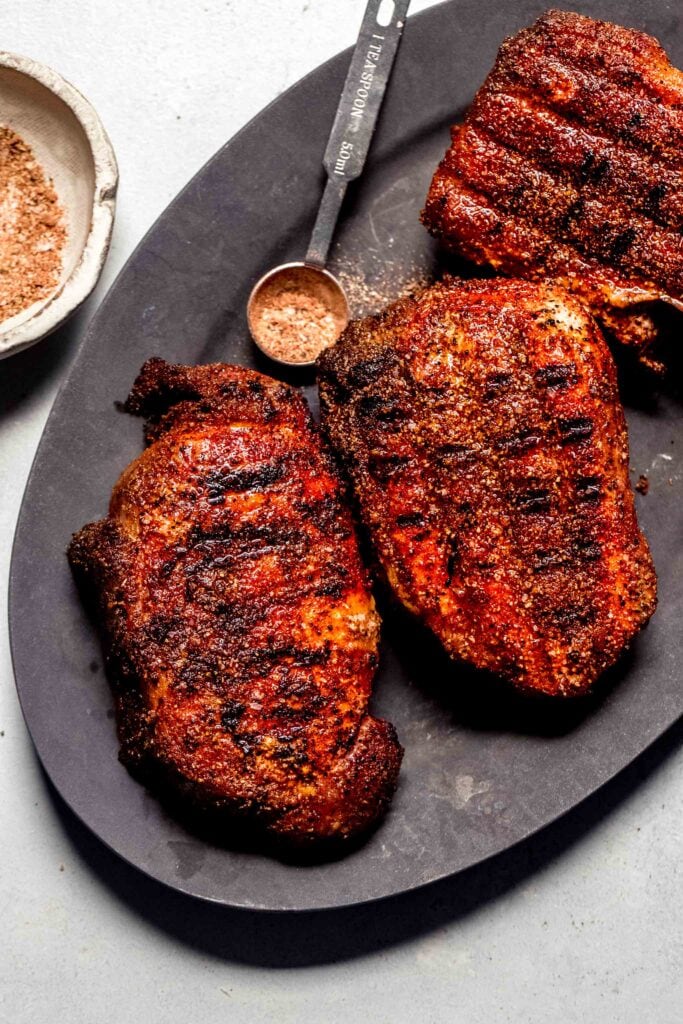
[247,0,411,367]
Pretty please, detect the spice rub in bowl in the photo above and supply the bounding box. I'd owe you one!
[0,126,66,323]
[0,51,117,359]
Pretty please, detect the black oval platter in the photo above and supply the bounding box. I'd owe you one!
[9,0,683,910]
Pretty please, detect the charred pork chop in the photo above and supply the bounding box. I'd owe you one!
[318,278,657,697]
[68,359,402,848]
[422,10,683,371]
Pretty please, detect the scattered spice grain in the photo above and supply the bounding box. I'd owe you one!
[636,474,649,495]
[333,253,431,317]
[0,126,66,322]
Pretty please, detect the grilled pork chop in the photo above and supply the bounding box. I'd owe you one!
[422,10,683,371]
[68,359,401,848]
[318,278,656,697]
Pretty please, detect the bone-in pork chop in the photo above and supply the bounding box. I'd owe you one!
[318,278,656,697]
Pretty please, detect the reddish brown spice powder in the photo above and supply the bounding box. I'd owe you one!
[0,126,66,322]
[249,266,348,364]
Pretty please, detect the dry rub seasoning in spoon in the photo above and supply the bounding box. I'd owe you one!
[247,1,410,367]
[248,264,349,366]
[0,126,66,322]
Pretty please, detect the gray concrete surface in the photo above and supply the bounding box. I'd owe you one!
[1,2,681,1021]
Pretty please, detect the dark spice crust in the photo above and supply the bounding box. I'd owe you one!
[68,358,402,849]
[422,9,683,371]
[318,277,657,697]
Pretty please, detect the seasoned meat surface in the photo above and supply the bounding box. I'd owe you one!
[68,359,401,848]
[318,279,657,697]
[422,10,683,370]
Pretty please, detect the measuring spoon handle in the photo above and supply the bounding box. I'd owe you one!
[306,0,410,267]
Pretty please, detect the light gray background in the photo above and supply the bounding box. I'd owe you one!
[1,2,681,1021]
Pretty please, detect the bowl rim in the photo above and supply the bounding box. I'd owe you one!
[0,50,119,360]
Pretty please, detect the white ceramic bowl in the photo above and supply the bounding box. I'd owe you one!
[0,52,118,359]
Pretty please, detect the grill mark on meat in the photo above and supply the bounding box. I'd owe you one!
[532,548,565,573]
[495,427,543,453]
[395,511,426,528]
[295,494,354,540]
[576,475,602,503]
[271,703,318,723]
[549,605,598,637]
[578,151,611,186]
[142,614,180,644]
[367,453,411,483]
[357,394,406,426]
[558,416,594,444]
[315,579,345,598]
[484,371,513,398]
[445,534,460,585]
[185,522,307,568]
[557,197,585,237]
[347,350,399,388]
[203,459,288,497]
[516,487,552,513]
[177,656,223,694]
[220,700,246,732]
[642,182,668,218]
[238,645,331,670]
[183,558,343,619]
[608,226,638,262]
[535,363,577,389]
[573,535,602,562]
[187,520,292,546]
